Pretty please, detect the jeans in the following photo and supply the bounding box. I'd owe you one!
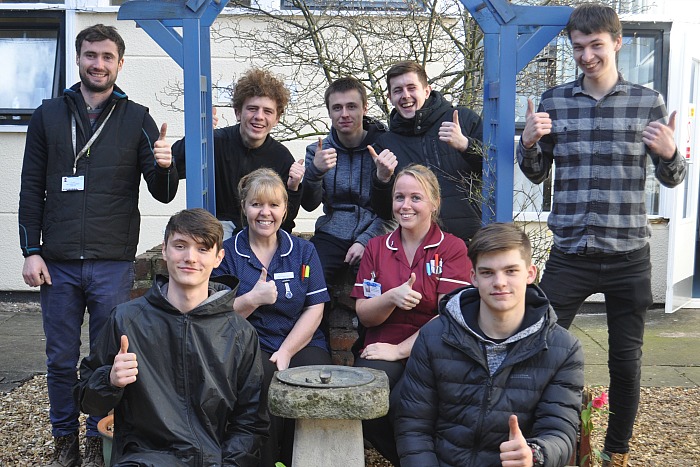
[539,244,652,453]
[41,259,134,438]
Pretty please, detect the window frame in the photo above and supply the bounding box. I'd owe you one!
[0,10,65,126]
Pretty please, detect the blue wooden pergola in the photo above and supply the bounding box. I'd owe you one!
[118,0,229,214]
[118,0,571,222]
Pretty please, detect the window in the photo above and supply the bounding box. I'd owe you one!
[514,22,671,218]
[0,11,65,125]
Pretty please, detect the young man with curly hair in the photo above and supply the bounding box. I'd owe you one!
[173,68,304,237]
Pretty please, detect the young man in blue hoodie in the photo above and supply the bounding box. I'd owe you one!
[394,223,583,467]
[301,77,397,283]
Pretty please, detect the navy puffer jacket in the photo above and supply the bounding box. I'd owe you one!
[394,285,584,467]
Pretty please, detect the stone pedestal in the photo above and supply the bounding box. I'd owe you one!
[268,366,389,467]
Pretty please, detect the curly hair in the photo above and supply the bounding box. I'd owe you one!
[232,68,290,117]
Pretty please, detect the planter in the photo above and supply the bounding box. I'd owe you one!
[97,414,114,467]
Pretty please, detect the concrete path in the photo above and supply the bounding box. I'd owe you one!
[1,295,699,392]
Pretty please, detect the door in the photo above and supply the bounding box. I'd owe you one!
[665,25,700,312]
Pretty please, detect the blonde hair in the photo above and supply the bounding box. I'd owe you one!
[238,168,288,222]
[393,164,441,223]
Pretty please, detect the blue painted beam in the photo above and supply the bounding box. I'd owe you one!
[118,0,229,214]
[458,0,572,223]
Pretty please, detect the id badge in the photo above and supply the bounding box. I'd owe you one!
[362,279,382,298]
[62,176,85,192]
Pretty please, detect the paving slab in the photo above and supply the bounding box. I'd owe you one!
[0,309,89,393]
[570,308,700,388]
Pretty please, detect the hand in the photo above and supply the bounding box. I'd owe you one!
[153,123,172,168]
[313,137,338,173]
[22,255,51,287]
[110,335,138,388]
[368,146,397,183]
[269,348,292,371]
[499,414,533,467]
[251,267,277,307]
[438,110,469,152]
[643,110,678,160]
[212,106,219,128]
[360,342,402,361]
[344,242,365,266]
[393,273,422,310]
[521,99,551,149]
[287,159,305,191]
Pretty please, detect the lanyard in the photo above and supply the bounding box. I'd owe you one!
[71,103,116,175]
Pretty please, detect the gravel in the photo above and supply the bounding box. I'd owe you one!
[1,377,697,466]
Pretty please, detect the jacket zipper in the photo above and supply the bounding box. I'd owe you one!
[182,315,204,465]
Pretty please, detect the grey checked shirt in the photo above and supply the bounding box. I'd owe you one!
[517,74,687,255]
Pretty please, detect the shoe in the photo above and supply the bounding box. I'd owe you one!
[82,436,104,467]
[602,451,630,467]
[45,432,81,467]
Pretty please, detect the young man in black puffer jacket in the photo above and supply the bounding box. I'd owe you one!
[370,61,484,247]
[394,223,584,467]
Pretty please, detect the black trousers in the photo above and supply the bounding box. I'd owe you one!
[539,244,652,453]
[354,357,404,466]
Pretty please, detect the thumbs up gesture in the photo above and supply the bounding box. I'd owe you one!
[368,145,397,183]
[393,272,422,310]
[250,267,278,307]
[499,414,532,466]
[312,137,338,174]
[153,122,173,168]
[438,109,470,152]
[643,110,678,160]
[287,159,305,191]
[521,98,551,149]
[110,335,138,388]
[212,106,219,128]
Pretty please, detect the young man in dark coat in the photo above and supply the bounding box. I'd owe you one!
[371,61,484,246]
[78,209,267,467]
[394,223,584,467]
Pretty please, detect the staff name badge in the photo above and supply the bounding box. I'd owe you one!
[274,272,295,281]
[62,176,84,192]
[362,279,382,298]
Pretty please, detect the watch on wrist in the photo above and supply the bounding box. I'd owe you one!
[528,442,545,467]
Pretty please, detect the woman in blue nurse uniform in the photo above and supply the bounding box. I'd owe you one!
[213,168,330,467]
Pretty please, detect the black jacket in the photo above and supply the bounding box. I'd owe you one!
[373,91,484,244]
[301,117,396,245]
[78,276,268,467]
[18,83,179,261]
[172,124,301,233]
[394,285,584,467]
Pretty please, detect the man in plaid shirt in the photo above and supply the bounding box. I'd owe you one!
[517,4,686,466]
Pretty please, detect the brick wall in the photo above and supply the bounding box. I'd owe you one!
[132,244,359,366]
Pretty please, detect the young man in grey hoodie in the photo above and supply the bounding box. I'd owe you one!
[301,77,397,283]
